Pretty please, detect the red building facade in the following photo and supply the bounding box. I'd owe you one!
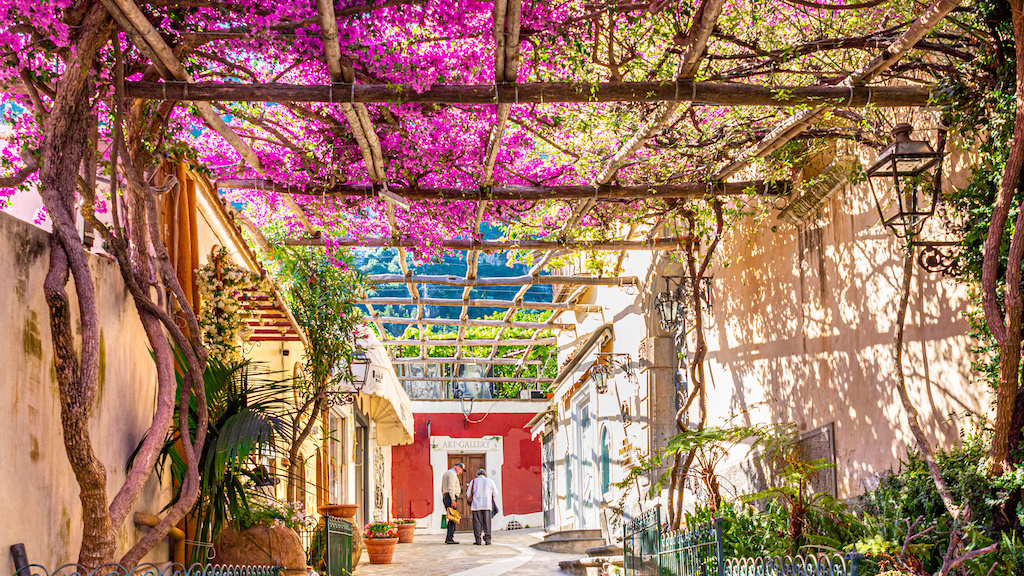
[390,401,544,533]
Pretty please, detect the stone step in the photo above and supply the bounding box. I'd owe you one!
[585,543,623,557]
[558,556,624,576]
[531,537,607,554]
[543,529,603,542]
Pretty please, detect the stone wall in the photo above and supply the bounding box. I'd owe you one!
[0,211,172,567]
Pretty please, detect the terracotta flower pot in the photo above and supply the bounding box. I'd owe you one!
[396,522,416,543]
[318,503,359,518]
[363,537,399,564]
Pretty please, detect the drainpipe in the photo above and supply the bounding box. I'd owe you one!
[551,323,614,391]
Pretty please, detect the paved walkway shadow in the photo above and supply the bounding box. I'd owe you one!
[353,528,580,576]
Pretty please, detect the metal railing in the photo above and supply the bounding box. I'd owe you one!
[660,519,725,576]
[623,506,864,576]
[724,554,860,576]
[623,507,664,576]
[13,564,281,576]
[306,515,353,576]
[325,516,353,576]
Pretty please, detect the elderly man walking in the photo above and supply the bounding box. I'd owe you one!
[441,462,464,544]
[467,468,499,545]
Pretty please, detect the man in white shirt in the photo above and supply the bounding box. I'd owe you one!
[467,468,499,545]
[441,462,464,544]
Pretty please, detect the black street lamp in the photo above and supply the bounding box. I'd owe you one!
[867,123,944,236]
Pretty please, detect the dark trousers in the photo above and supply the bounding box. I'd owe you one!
[443,493,457,542]
[472,510,492,544]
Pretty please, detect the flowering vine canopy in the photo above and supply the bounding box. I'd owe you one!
[0,0,971,260]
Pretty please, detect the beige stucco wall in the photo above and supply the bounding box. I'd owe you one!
[549,156,989,527]
[703,174,986,499]
[0,210,172,567]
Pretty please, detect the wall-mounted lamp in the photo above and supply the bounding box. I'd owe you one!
[656,276,713,334]
[868,123,944,236]
[590,353,636,394]
[868,123,957,272]
[332,350,371,406]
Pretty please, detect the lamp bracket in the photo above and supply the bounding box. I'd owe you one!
[911,240,958,275]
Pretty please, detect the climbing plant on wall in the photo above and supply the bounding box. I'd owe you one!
[196,246,267,363]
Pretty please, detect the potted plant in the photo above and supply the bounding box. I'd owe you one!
[394,518,417,543]
[362,521,399,564]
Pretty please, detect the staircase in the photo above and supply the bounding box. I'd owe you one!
[529,529,605,554]
[557,542,625,576]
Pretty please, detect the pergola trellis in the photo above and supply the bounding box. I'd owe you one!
[108,0,964,392]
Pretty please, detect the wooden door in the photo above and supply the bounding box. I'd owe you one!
[447,453,485,531]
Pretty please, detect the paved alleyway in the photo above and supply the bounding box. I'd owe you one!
[354,529,578,576]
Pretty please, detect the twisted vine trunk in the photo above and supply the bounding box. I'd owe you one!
[893,246,959,518]
[37,0,116,565]
[983,0,1024,476]
[34,6,210,564]
[666,201,723,530]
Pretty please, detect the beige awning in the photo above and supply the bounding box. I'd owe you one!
[354,330,414,446]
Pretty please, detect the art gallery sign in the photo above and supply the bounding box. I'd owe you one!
[431,436,501,452]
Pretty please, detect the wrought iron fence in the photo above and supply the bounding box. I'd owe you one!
[623,506,667,576]
[659,519,724,576]
[306,515,353,576]
[13,563,281,576]
[623,506,864,576]
[724,554,860,576]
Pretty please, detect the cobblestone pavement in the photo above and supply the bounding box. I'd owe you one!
[354,529,578,576]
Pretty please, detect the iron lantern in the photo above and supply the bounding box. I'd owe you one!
[867,123,944,234]
[333,350,371,406]
[656,278,687,333]
[590,361,611,394]
[656,276,712,333]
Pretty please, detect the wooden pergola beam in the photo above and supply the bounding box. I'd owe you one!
[391,357,541,365]
[125,80,935,107]
[382,338,557,346]
[360,297,600,312]
[216,179,787,200]
[369,274,636,287]
[371,316,573,330]
[397,377,553,384]
[288,236,683,251]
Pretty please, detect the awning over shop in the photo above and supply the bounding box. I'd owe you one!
[355,330,415,446]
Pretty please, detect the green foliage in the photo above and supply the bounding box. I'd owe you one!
[664,422,793,509]
[270,245,369,403]
[363,521,398,539]
[131,353,291,563]
[234,498,309,531]
[854,431,1024,575]
[939,0,1018,402]
[391,309,558,397]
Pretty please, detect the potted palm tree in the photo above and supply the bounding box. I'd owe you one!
[362,522,399,564]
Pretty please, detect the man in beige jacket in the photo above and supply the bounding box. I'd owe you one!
[441,462,464,544]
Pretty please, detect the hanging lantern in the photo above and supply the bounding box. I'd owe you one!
[656,276,713,333]
[656,276,687,333]
[590,362,611,394]
[867,123,944,234]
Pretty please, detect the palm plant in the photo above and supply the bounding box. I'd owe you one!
[132,353,292,563]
